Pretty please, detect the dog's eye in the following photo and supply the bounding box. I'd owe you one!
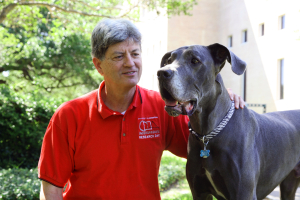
[191,58,200,64]
[167,58,172,64]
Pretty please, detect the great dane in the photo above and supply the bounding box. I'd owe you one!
[157,43,300,200]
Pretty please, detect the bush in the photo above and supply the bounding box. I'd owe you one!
[0,152,186,199]
[0,85,65,169]
[159,151,187,191]
[0,168,40,200]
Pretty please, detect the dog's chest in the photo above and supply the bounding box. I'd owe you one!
[205,169,226,199]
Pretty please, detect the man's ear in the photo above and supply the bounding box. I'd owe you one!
[207,43,246,75]
[93,57,104,75]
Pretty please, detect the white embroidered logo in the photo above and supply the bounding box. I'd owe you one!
[139,121,152,131]
[138,117,160,139]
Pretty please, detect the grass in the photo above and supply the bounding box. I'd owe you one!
[159,151,217,200]
[159,151,187,192]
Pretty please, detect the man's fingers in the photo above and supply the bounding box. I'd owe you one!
[234,95,240,109]
[239,96,245,108]
[234,95,245,109]
[227,88,234,100]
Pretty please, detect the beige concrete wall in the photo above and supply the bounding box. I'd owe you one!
[137,9,168,91]
[167,0,300,112]
[167,0,220,51]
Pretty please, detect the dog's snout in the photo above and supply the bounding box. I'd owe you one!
[157,69,174,79]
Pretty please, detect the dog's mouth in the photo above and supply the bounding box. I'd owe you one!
[160,87,196,117]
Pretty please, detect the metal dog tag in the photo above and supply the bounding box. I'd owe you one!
[200,139,210,158]
[200,149,210,158]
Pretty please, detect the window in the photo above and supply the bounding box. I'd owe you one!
[228,36,233,47]
[279,59,284,99]
[242,70,247,101]
[259,23,264,36]
[242,30,247,43]
[279,15,285,29]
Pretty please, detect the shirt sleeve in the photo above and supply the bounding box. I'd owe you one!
[165,114,190,158]
[38,108,75,188]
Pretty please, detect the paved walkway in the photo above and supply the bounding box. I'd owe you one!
[161,181,300,200]
[266,186,300,200]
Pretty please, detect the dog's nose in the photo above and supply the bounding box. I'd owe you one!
[157,69,174,79]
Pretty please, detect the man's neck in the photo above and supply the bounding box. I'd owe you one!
[101,83,136,113]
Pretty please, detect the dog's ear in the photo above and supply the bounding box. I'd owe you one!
[160,51,173,68]
[207,43,246,75]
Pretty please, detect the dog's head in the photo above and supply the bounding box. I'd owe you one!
[157,43,246,117]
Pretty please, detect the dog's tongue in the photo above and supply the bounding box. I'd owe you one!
[164,100,182,117]
[164,100,178,107]
[164,100,194,117]
[182,101,193,113]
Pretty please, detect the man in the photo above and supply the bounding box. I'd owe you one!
[39,19,244,199]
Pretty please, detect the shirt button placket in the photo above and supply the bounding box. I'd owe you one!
[121,116,127,143]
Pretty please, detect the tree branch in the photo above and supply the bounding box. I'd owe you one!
[68,0,122,11]
[0,3,18,24]
[44,82,84,92]
[0,79,7,84]
[1,1,140,24]
[19,2,119,18]
[118,1,140,18]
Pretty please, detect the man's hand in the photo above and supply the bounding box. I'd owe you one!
[227,88,245,109]
[40,180,63,200]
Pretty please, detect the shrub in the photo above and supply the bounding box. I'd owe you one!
[0,85,65,169]
[0,152,186,199]
[0,168,40,200]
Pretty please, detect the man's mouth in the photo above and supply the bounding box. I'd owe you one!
[123,71,136,75]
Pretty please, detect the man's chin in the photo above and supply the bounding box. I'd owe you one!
[120,79,139,89]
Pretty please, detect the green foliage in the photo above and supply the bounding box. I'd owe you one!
[0,168,39,200]
[0,6,102,97]
[0,85,65,169]
[0,0,196,98]
[162,193,193,200]
[159,151,187,191]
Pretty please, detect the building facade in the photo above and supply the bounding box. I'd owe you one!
[167,0,300,113]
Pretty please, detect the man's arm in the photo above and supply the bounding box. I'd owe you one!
[40,180,63,200]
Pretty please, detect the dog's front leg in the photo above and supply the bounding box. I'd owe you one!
[186,164,214,200]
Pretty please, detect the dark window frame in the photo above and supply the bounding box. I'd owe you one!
[279,59,284,99]
[228,35,233,47]
[243,70,247,101]
[280,15,285,29]
[242,30,247,43]
[261,23,264,36]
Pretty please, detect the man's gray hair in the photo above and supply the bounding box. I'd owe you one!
[91,19,142,60]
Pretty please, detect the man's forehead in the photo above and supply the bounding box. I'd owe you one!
[107,40,141,54]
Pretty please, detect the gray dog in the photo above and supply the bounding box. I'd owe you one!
[157,43,300,200]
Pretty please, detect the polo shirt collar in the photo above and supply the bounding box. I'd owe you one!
[97,81,142,119]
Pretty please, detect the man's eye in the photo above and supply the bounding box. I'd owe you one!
[113,56,123,60]
[133,53,140,57]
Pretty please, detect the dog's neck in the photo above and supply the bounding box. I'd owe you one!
[189,76,232,136]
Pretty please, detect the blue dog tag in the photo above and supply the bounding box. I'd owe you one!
[200,150,210,158]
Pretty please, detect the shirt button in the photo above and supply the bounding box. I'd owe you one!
[123,133,126,136]
[123,118,125,121]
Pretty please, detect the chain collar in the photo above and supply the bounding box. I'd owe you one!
[189,101,235,144]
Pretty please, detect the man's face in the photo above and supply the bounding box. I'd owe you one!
[93,39,142,90]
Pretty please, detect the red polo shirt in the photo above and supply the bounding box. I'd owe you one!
[38,81,189,199]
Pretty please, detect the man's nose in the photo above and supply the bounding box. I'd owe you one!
[124,54,135,67]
